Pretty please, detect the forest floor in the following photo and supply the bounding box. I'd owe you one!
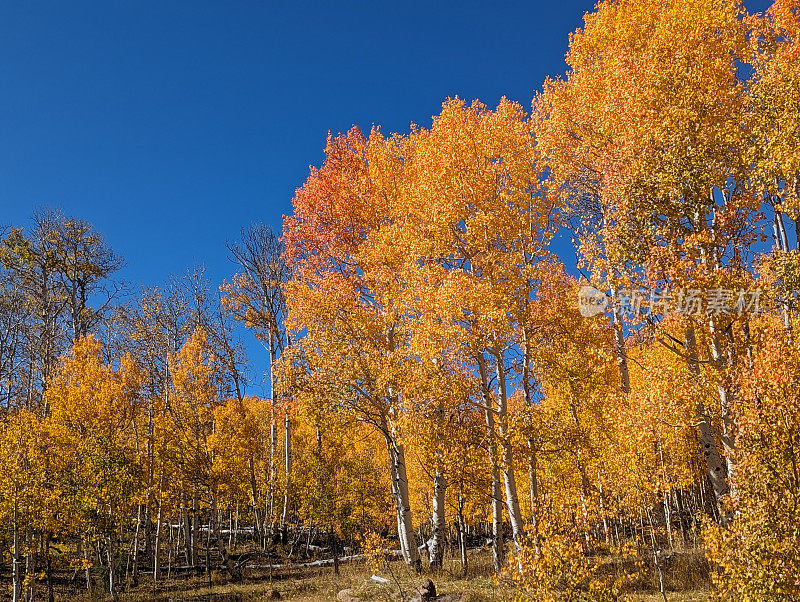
[57,548,713,601]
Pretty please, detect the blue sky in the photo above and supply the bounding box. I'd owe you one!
[0,0,773,392]
[0,1,594,282]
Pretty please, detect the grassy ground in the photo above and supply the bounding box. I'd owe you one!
[58,549,711,601]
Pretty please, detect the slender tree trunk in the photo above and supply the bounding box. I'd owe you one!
[330,526,340,576]
[774,205,790,255]
[456,495,468,577]
[211,491,242,581]
[663,489,673,551]
[598,481,610,544]
[522,332,541,550]
[477,352,504,571]
[385,430,420,570]
[45,532,54,602]
[268,337,278,541]
[181,502,191,566]
[773,205,792,330]
[108,535,119,600]
[235,503,240,550]
[248,458,263,549]
[492,349,524,547]
[12,499,20,602]
[428,471,447,568]
[167,520,174,580]
[107,535,118,600]
[685,326,729,514]
[153,486,163,589]
[145,391,155,570]
[191,494,200,567]
[281,408,292,538]
[610,285,631,393]
[709,318,736,497]
[795,216,799,250]
[131,504,142,587]
[25,530,35,602]
[205,509,212,590]
[489,467,505,571]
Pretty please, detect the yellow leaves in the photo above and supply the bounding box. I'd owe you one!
[750,0,800,201]
[47,336,142,441]
[170,326,218,415]
[0,409,72,535]
[11,335,144,539]
[290,403,391,533]
[360,530,389,576]
[705,333,800,598]
[503,516,640,601]
[152,326,227,497]
[536,0,761,296]
[208,396,271,501]
[272,2,794,589]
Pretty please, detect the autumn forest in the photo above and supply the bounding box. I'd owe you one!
[2,0,799,600]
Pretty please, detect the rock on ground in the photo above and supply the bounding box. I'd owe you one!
[336,588,362,602]
[409,579,463,602]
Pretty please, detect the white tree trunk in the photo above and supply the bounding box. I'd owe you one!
[107,537,117,599]
[456,495,468,576]
[12,498,20,602]
[281,412,292,530]
[153,487,163,586]
[772,205,791,329]
[477,352,505,570]
[428,472,446,568]
[492,348,524,546]
[386,434,420,570]
[709,319,736,499]
[685,327,729,511]
[490,463,505,571]
[268,339,277,536]
[610,285,631,393]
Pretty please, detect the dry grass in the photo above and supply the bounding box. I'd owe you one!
[623,594,711,601]
[59,549,712,601]
[108,553,509,601]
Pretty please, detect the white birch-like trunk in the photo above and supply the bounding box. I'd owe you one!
[107,537,117,600]
[153,490,163,586]
[709,318,736,498]
[685,327,730,510]
[610,286,631,393]
[428,472,446,568]
[12,498,20,602]
[489,465,505,570]
[281,412,292,530]
[191,495,200,566]
[132,504,141,585]
[268,339,277,538]
[492,348,524,547]
[774,205,790,255]
[773,204,792,329]
[477,353,505,570]
[522,330,541,548]
[456,495,468,576]
[385,434,420,570]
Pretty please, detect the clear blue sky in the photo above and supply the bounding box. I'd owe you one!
[0,0,772,390]
[0,0,593,282]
